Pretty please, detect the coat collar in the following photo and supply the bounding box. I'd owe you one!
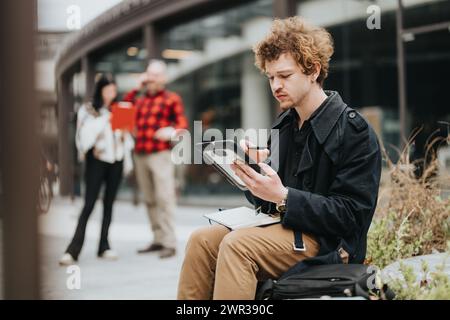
[271,91,347,145]
[310,91,347,145]
[269,91,347,174]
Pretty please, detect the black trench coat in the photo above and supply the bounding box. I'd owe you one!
[245,91,382,277]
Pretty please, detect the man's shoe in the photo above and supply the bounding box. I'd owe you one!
[98,249,119,260]
[159,248,176,259]
[59,253,76,266]
[137,243,164,254]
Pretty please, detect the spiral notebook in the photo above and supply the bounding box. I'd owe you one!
[203,206,281,230]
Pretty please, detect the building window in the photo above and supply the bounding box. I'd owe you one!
[297,0,450,163]
[161,0,275,195]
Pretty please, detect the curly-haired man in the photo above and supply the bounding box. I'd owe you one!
[177,17,382,300]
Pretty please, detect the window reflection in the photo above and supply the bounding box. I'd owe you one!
[162,0,273,195]
[297,0,450,163]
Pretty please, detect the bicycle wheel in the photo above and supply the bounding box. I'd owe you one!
[38,177,52,213]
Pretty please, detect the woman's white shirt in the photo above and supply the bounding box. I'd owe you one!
[75,103,134,175]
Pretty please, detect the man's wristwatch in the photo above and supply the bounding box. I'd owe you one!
[275,187,288,213]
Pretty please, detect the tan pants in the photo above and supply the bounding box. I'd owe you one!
[134,151,176,249]
[177,224,320,300]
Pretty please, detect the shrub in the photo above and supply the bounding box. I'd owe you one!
[366,134,450,269]
[366,133,450,299]
[387,259,450,300]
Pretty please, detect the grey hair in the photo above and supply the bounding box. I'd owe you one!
[147,59,167,73]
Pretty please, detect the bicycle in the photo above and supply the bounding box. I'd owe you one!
[37,159,54,214]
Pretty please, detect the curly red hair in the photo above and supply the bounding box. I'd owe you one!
[253,17,334,86]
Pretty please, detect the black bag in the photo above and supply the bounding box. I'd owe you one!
[256,264,394,300]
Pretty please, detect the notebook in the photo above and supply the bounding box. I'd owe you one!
[203,206,281,230]
[110,102,136,131]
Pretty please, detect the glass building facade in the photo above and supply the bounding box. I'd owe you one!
[161,0,275,194]
[296,0,450,162]
[61,0,450,197]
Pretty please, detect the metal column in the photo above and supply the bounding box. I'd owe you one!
[82,55,95,103]
[273,0,297,18]
[143,24,160,60]
[0,0,40,299]
[396,0,407,148]
[57,73,75,196]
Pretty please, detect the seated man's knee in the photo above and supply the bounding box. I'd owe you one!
[187,227,210,247]
[219,229,251,253]
[187,226,228,252]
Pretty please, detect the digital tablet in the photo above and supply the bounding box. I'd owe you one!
[196,140,262,191]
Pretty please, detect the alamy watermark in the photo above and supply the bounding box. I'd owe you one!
[66,5,81,30]
[169,122,280,171]
[66,265,81,290]
[366,5,381,30]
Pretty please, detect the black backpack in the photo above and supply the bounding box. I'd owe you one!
[256,264,395,300]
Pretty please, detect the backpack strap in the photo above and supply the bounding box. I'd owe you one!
[354,281,396,300]
[381,284,396,300]
[354,282,371,300]
[293,230,305,251]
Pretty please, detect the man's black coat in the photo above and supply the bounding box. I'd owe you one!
[245,91,382,276]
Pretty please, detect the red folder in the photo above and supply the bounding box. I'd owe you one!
[110,102,136,131]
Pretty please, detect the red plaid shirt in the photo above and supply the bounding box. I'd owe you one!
[123,89,188,154]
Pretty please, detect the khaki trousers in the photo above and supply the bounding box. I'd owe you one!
[177,223,320,300]
[134,151,176,249]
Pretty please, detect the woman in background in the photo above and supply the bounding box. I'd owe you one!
[59,74,134,265]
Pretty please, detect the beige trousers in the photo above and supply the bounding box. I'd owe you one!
[177,223,320,300]
[134,151,176,249]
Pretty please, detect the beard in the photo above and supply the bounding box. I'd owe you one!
[279,99,295,111]
[279,88,310,111]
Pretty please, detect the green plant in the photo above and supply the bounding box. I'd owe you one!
[366,133,450,269]
[387,259,450,300]
[367,211,429,269]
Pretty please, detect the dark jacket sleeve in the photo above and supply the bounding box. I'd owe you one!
[282,125,382,238]
[244,191,276,214]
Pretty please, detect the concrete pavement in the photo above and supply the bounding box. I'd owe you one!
[39,195,246,299]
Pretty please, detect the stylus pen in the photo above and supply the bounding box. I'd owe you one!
[247,146,267,150]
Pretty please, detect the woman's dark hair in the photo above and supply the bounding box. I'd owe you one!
[92,73,116,111]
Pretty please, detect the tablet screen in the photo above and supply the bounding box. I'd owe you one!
[203,147,247,189]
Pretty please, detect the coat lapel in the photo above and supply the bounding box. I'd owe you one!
[310,91,347,164]
[269,91,347,174]
[310,91,347,145]
[269,110,292,174]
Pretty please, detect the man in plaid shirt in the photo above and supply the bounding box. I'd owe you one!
[124,60,188,259]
